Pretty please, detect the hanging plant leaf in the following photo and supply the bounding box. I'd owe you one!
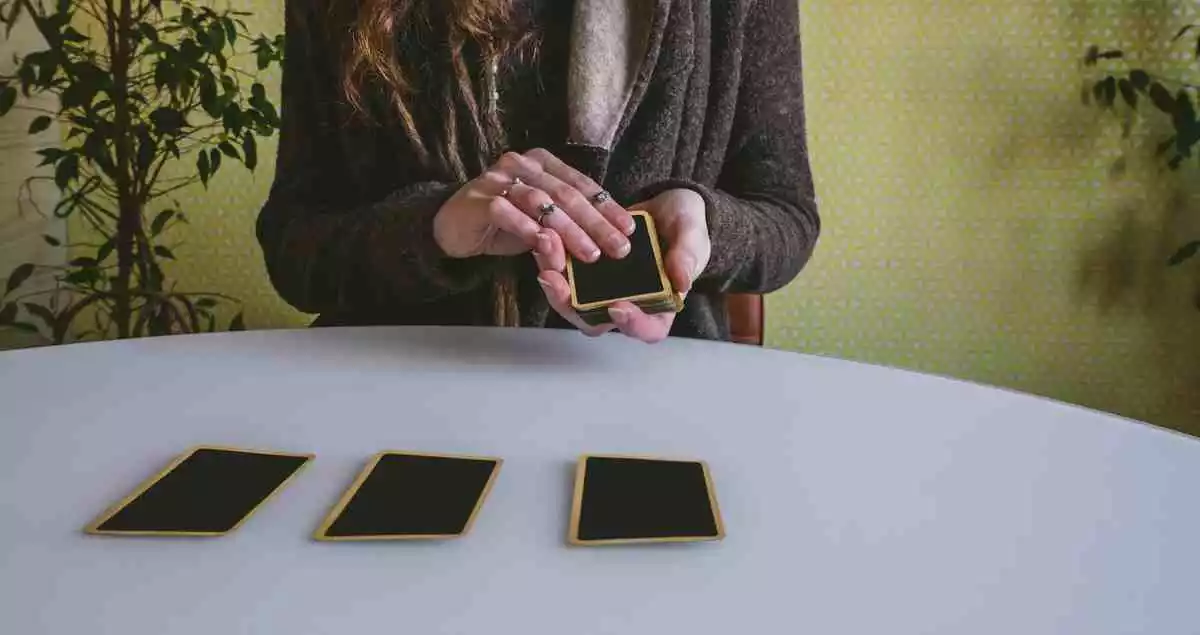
[6,263,35,295]
[22,302,56,329]
[1149,83,1176,114]
[150,209,175,236]
[1167,241,1200,266]
[28,115,52,134]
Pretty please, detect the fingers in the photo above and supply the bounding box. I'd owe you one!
[525,148,636,237]
[532,229,566,273]
[537,270,614,337]
[483,192,542,251]
[495,150,631,260]
[508,182,605,263]
[607,301,672,344]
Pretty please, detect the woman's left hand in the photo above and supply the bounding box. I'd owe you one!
[535,188,711,343]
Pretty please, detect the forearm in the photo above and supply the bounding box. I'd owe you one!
[257,181,496,315]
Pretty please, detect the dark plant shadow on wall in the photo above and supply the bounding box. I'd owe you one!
[966,0,1200,429]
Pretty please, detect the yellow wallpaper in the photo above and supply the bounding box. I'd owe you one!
[773,0,1200,432]
[38,1,1200,433]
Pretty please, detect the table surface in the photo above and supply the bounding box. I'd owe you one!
[1,327,1198,635]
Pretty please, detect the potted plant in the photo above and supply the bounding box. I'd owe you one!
[0,0,283,342]
[1081,24,1200,270]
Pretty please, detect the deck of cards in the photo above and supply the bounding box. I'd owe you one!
[566,211,685,326]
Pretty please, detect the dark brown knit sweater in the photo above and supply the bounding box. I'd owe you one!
[257,0,819,341]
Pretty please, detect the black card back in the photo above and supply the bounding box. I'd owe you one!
[90,447,311,535]
[570,214,666,306]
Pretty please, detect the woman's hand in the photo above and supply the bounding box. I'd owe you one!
[536,188,711,343]
[433,148,635,263]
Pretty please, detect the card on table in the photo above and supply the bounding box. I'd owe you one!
[568,455,725,546]
[85,446,313,537]
[567,211,684,326]
[314,451,502,541]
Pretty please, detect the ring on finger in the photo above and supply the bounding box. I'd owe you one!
[537,202,559,226]
[590,190,612,205]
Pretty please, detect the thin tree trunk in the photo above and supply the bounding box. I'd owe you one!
[109,0,137,338]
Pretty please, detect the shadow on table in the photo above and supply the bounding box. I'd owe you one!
[291,326,624,374]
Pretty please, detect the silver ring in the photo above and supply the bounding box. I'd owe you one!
[537,202,558,226]
[590,190,612,205]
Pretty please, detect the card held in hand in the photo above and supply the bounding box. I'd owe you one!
[566,211,685,326]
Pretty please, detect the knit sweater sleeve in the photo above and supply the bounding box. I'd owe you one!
[255,0,495,315]
[638,0,820,295]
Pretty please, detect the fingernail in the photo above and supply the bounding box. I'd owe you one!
[611,238,631,258]
[624,220,636,235]
[589,246,602,262]
[537,276,552,290]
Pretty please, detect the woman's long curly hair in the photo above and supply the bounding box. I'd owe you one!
[328,0,536,325]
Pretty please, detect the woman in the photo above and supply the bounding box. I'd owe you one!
[257,0,819,343]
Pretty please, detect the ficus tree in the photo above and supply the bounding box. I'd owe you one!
[1081,23,1200,269]
[0,0,283,342]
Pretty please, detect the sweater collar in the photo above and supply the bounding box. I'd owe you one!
[566,0,670,151]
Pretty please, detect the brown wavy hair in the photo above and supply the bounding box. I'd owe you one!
[329,0,536,325]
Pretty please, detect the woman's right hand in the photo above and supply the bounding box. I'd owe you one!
[433,148,635,263]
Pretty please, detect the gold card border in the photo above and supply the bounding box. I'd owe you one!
[566,210,675,313]
[84,445,314,537]
[313,450,503,542]
[567,453,725,546]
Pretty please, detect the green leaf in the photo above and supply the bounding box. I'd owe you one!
[138,22,159,43]
[150,107,186,134]
[153,245,176,260]
[23,302,55,329]
[28,115,52,134]
[0,303,16,325]
[206,22,225,52]
[137,128,155,172]
[96,238,115,263]
[0,85,17,116]
[1174,90,1196,128]
[63,268,99,286]
[9,321,40,334]
[54,154,79,189]
[199,73,219,117]
[1128,69,1151,92]
[42,234,60,247]
[6,263,35,295]
[35,148,65,166]
[222,17,237,45]
[196,297,218,309]
[1117,79,1137,109]
[150,209,175,235]
[197,149,211,186]
[222,102,243,135]
[242,133,257,170]
[1167,241,1200,266]
[256,47,270,70]
[218,141,239,159]
[69,256,98,268]
[209,147,222,174]
[229,312,245,331]
[1149,83,1176,114]
[61,26,88,43]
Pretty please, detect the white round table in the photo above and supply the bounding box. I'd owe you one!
[1,327,1198,634]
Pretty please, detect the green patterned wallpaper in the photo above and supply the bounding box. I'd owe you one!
[50,1,1200,433]
[772,0,1200,431]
